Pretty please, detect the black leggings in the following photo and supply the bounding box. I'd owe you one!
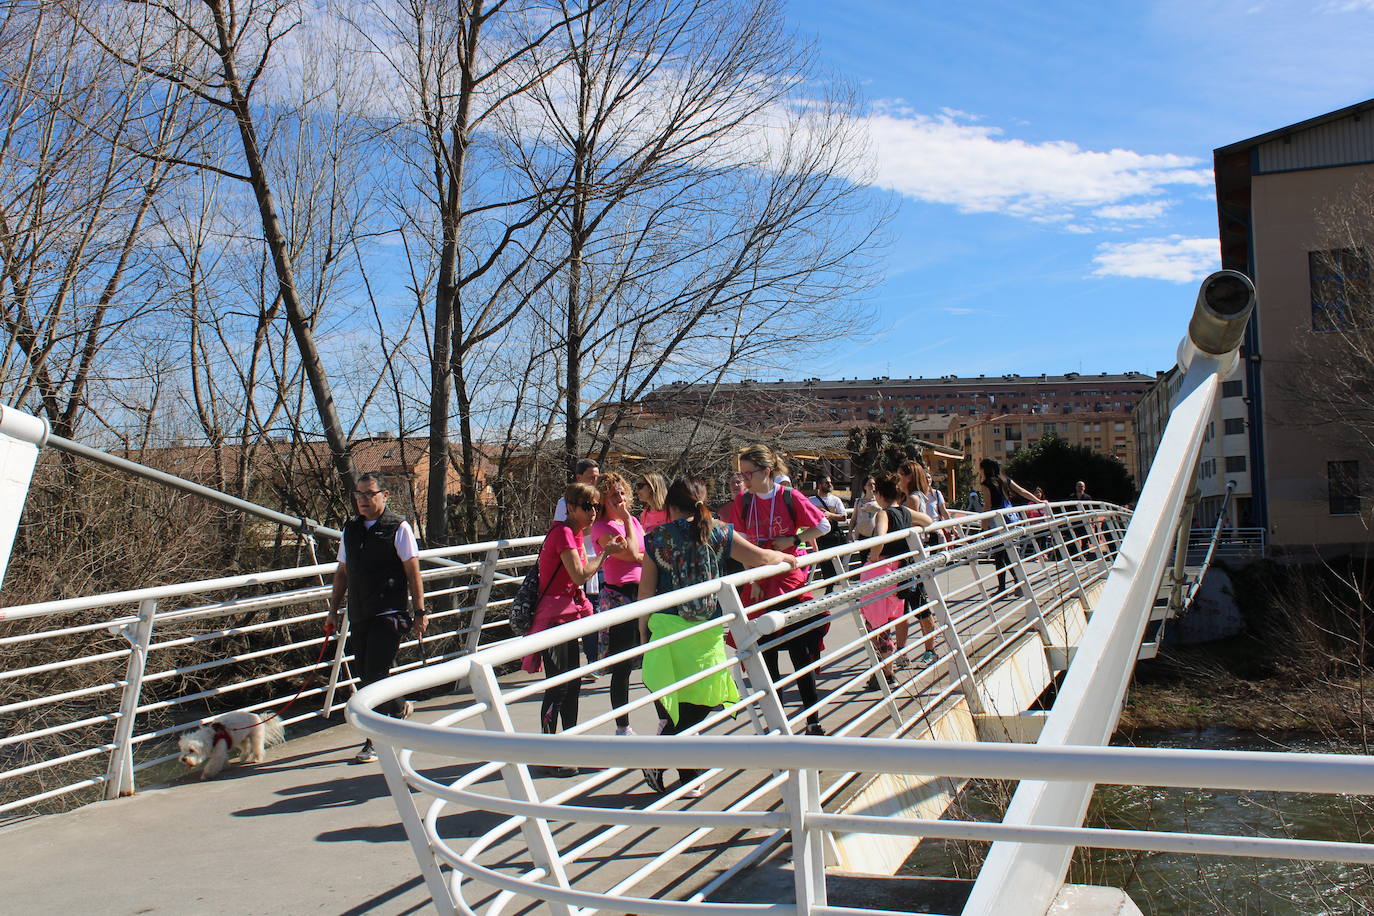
[607,617,640,728]
[347,615,405,717]
[539,641,583,734]
[988,548,1012,594]
[654,700,714,781]
[762,609,824,729]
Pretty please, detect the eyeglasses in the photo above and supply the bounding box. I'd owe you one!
[353,489,385,499]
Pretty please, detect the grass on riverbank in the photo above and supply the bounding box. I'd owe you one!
[1123,630,1373,738]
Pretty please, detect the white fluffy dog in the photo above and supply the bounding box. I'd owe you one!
[178,710,285,780]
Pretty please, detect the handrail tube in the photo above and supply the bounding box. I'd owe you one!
[965,365,1223,915]
[963,271,1256,914]
[0,534,544,621]
[347,707,1374,797]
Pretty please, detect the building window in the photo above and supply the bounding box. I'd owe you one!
[1329,461,1361,515]
[1223,417,1246,436]
[1309,248,1370,331]
[1042,423,1055,435]
[1221,380,1243,398]
[1224,455,1247,473]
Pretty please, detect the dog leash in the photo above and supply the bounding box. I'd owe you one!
[227,614,432,732]
[226,630,335,732]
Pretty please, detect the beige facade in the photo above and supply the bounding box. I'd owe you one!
[1249,166,1369,548]
[1134,363,1255,529]
[1215,101,1374,553]
[955,411,1139,491]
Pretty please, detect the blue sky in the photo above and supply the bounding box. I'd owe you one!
[784,0,1374,380]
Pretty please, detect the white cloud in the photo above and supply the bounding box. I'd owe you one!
[860,105,1210,223]
[1093,201,1171,221]
[1092,236,1220,283]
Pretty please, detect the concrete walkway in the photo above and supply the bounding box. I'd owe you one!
[0,561,1087,916]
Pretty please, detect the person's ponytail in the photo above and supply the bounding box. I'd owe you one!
[692,499,713,545]
[666,477,713,545]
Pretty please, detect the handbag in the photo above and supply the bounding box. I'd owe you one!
[508,567,546,636]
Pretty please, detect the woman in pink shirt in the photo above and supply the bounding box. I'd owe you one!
[524,482,624,747]
[724,444,831,735]
[591,472,646,735]
[636,472,670,531]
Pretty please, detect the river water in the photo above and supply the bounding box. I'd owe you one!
[903,729,1374,915]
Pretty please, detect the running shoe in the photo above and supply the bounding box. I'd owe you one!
[919,650,938,666]
[615,726,636,736]
[803,722,826,737]
[354,739,378,764]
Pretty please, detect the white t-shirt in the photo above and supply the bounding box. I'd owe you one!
[336,518,419,563]
[809,492,846,518]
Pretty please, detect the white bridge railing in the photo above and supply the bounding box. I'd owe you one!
[339,270,1374,916]
[0,535,543,817]
[348,503,1131,916]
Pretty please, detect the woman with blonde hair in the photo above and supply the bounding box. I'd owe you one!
[636,472,670,532]
[591,472,646,735]
[896,460,938,666]
[721,443,832,734]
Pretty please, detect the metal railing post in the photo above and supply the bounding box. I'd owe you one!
[374,742,459,916]
[1048,521,1090,609]
[997,517,1049,643]
[321,614,352,714]
[787,764,826,916]
[466,546,501,655]
[469,663,577,916]
[720,582,794,735]
[104,597,157,799]
[914,541,985,715]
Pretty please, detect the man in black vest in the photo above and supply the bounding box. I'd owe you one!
[325,472,427,763]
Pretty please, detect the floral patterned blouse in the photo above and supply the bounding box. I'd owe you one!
[644,518,735,622]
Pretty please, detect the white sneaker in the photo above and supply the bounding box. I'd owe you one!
[616,726,636,736]
[681,783,705,799]
[354,740,378,764]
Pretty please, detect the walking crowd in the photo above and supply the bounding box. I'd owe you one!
[334,446,1107,788]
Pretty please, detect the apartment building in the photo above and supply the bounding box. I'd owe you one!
[1211,99,1374,552]
[957,411,1141,487]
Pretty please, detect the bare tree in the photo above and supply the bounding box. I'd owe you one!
[0,0,186,441]
[347,0,595,543]
[1286,179,1374,472]
[508,0,882,478]
[82,0,360,491]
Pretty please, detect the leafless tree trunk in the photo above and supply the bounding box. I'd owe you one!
[353,0,587,542]
[0,0,185,441]
[512,0,883,479]
[84,0,358,492]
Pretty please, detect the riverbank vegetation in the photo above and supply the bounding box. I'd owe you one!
[1122,554,1373,741]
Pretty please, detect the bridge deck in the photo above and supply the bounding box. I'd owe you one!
[0,562,1077,916]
